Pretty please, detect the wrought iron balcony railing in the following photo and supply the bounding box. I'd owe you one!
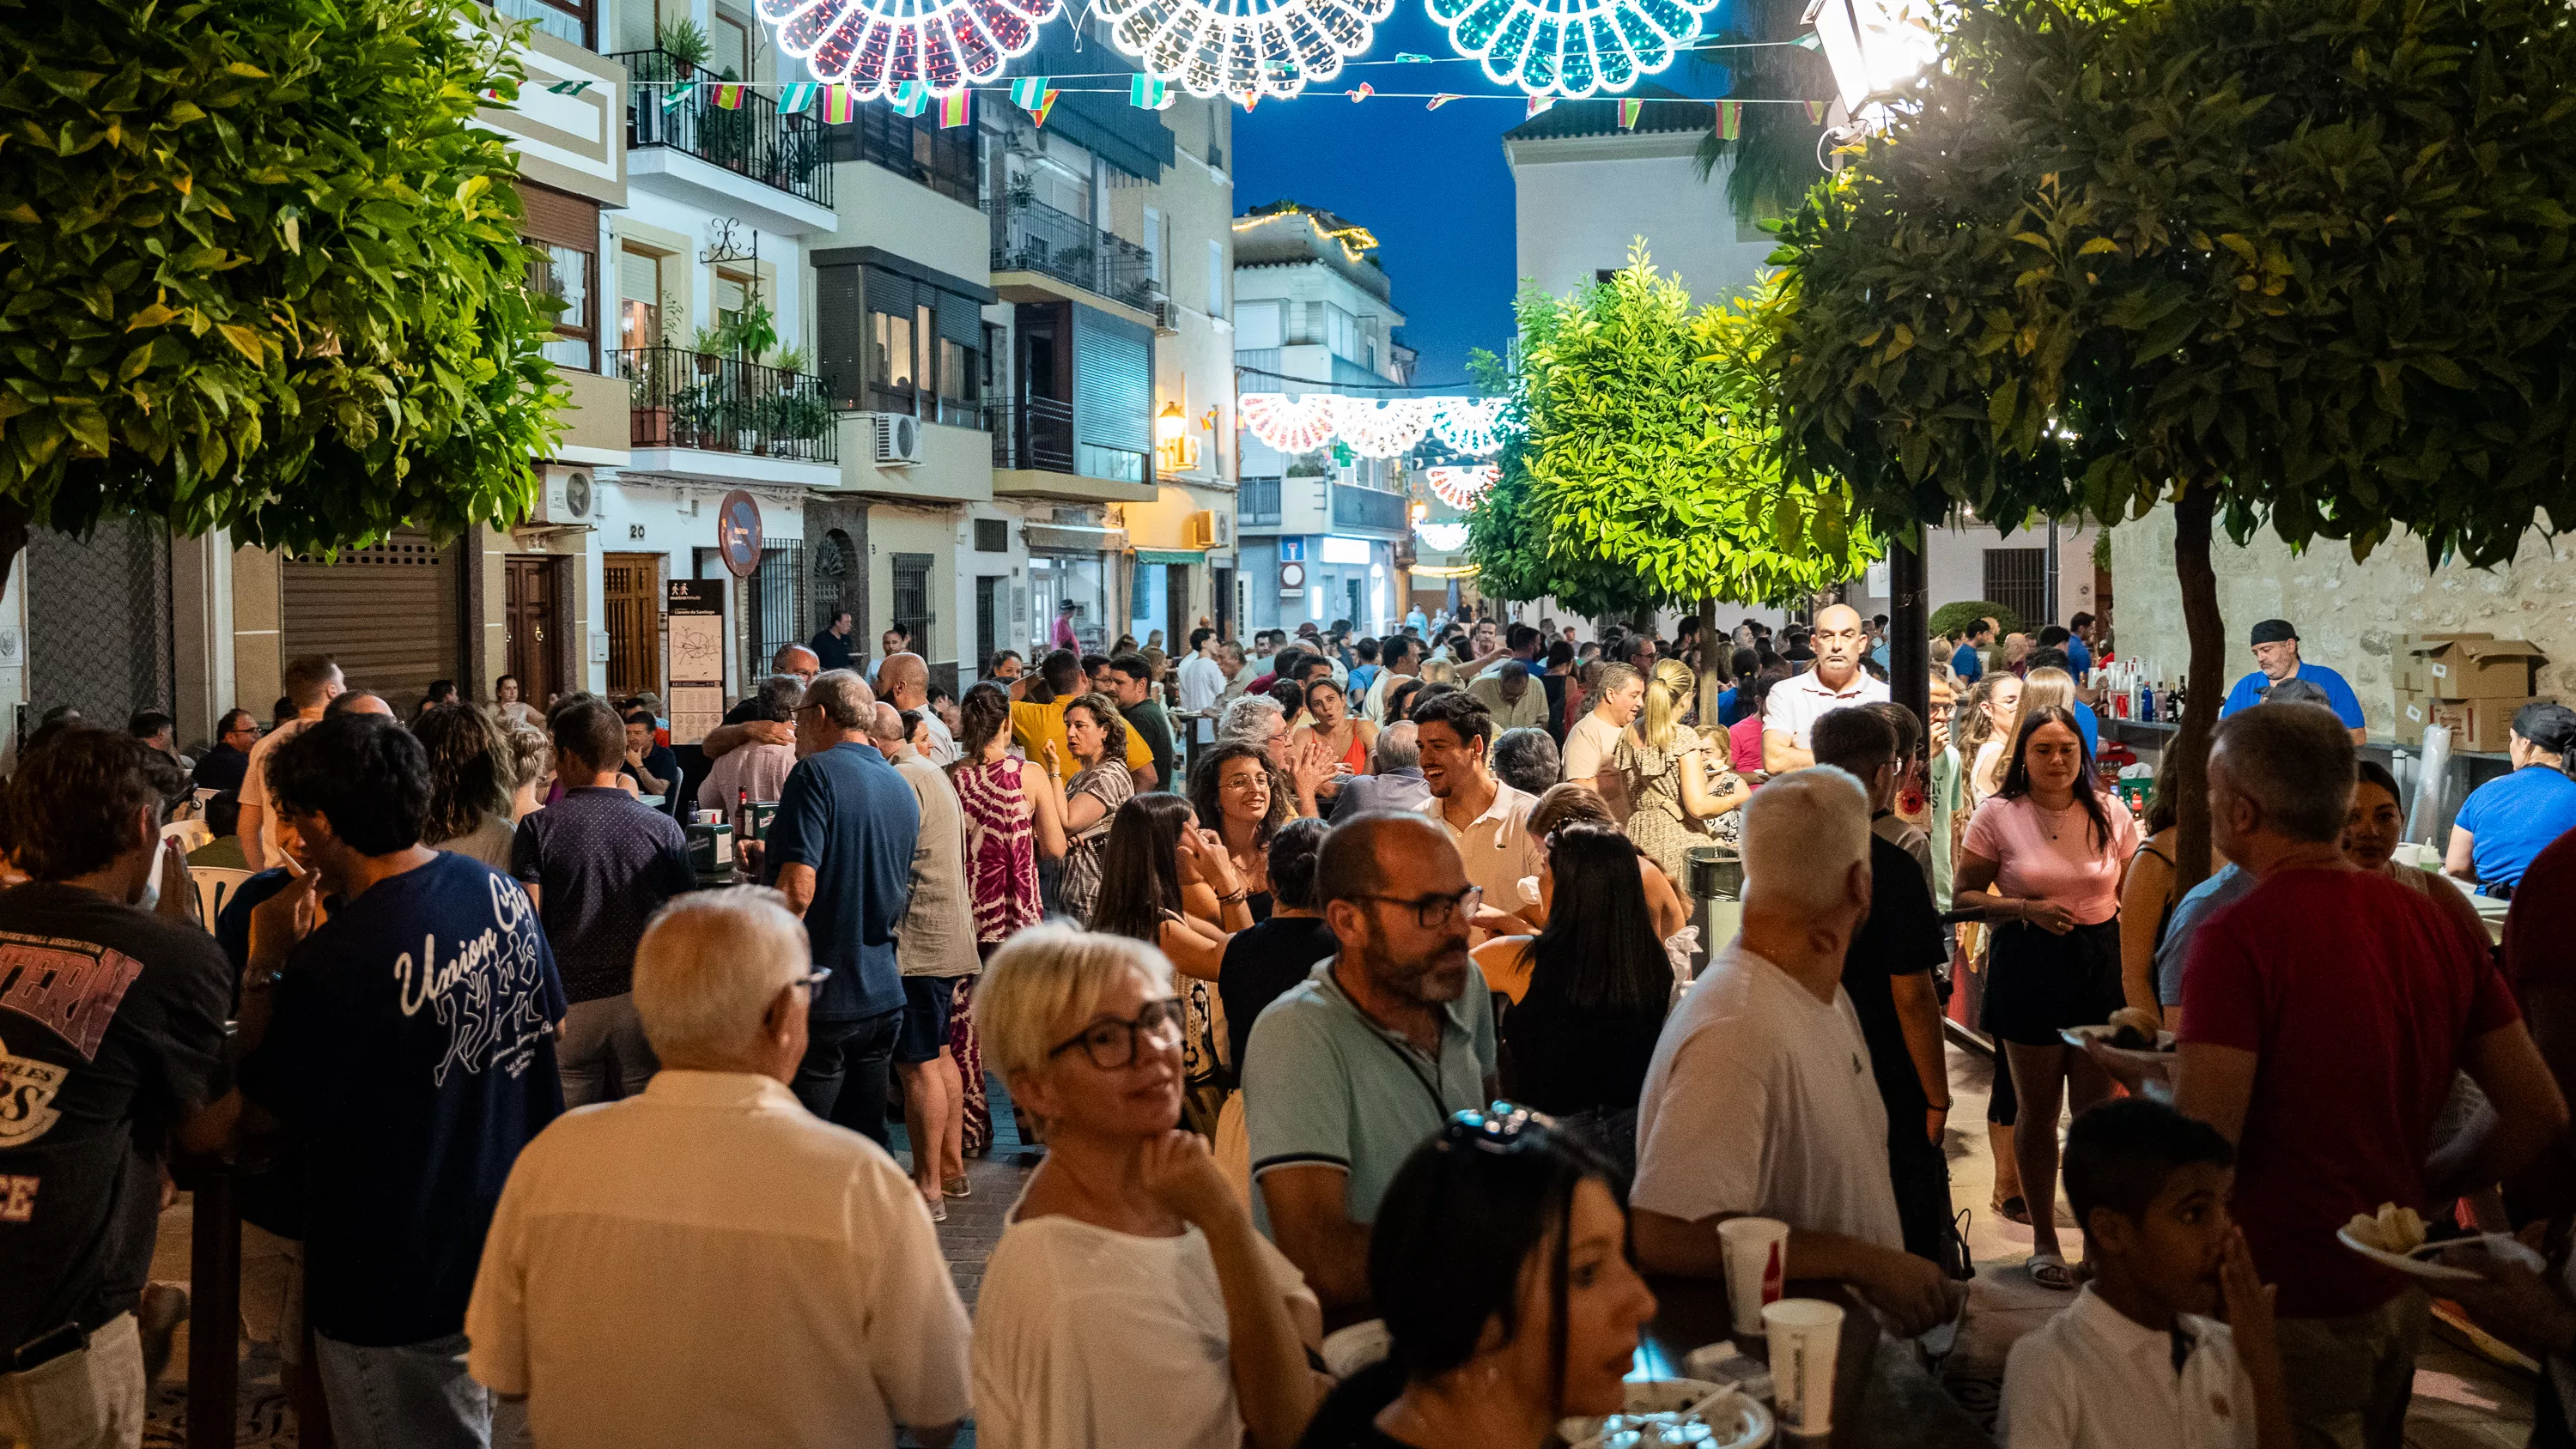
[612,50,832,208]
[617,347,837,463]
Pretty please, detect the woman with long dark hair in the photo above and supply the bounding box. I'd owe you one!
[951,682,1069,1154]
[414,702,517,868]
[1091,793,1253,1133]
[1294,1108,1656,1449]
[1193,741,1291,925]
[1492,824,1674,1174]
[1953,705,2139,1291]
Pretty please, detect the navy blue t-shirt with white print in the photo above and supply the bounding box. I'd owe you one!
[239,851,566,1347]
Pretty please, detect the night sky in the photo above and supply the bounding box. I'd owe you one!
[1232,5,1740,385]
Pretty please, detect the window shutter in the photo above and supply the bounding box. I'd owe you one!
[515,183,598,251]
[1072,304,1151,452]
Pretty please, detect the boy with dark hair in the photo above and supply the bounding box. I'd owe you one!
[2001,1098,2290,1449]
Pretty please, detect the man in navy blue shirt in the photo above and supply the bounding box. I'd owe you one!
[2065,611,2097,677]
[1950,617,1994,684]
[2448,702,2576,896]
[200,713,564,1449]
[2219,618,2366,744]
[762,670,919,1147]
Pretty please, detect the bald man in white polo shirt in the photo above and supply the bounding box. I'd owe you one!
[1763,604,1890,773]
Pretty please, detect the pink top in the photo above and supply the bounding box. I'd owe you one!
[1962,792,2139,925]
[1728,714,1765,775]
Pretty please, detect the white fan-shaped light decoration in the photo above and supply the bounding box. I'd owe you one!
[1425,0,1715,96]
[1429,397,1510,456]
[1330,397,1435,457]
[1094,0,1390,100]
[1414,521,1472,551]
[1425,464,1500,509]
[762,0,1058,95]
[1240,393,1340,454]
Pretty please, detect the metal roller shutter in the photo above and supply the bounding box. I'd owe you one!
[282,530,465,708]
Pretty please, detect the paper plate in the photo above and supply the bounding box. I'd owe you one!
[2335,1228,2543,1282]
[2060,1022,2177,1054]
[1559,1379,1773,1449]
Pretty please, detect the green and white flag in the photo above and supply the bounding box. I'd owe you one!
[659,79,697,110]
[778,81,820,114]
[1131,74,1170,109]
[1010,76,1050,110]
[544,78,593,95]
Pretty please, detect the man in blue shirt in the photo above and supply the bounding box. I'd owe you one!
[2065,611,2097,677]
[2447,702,2576,895]
[763,670,920,1146]
[1950,617,1994,684]
[2219,618,2366,744]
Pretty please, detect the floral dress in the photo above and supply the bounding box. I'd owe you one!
[1613,733,1742,880]
[1060,762,1135,925]
[952,755,1042,1151]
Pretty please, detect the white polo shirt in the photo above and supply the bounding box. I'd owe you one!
[1419,781,1540,918]
[466,1071,971,1449]
[2000,1287,2257,1449]
[1762,667,1891,749]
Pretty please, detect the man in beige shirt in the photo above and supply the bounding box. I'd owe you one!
[239,654,343,870]
[1410,691,1539,943]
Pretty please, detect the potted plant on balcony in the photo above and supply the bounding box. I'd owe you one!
[654,19,710,70]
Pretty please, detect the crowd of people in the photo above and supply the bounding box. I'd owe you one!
[11,597,2576,1449]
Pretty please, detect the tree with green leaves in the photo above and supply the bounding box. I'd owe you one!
[1765,0,2576,887]
[1691,0,1834,227]
[0,0,567,588]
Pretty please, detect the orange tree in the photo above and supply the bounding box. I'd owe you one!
[1765,0,2576,885]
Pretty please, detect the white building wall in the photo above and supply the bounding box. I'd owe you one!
[1505,136,1777,306]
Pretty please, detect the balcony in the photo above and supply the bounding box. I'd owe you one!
[1332,482,1407,533]
[1240,476,1282,526]
[986,397,1155,503]
[613,50,837,235]
[616,346,841,488]
[988,192,1157,315]
[989,397,1075,473]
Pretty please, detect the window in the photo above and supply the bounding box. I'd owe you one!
[714,9,752,81]
[1206,239,1224,318]
[974,518,1009,552]
[1142,206,1165,285]
[871,308,916,409]
[492,0,592,48]
[617,247,665,352]
[1236,300,1281,350]
[827,106,979,206]
[530,243,597,371]
[891,553,934,659]
[1983,548,2049,631]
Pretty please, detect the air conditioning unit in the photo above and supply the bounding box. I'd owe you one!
[529,464,598,526]
[1183,510,1236,549]
[867,412,925,467]
[1151,295,1179,335]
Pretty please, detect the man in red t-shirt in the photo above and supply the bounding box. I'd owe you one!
[2178,703,2566,1449]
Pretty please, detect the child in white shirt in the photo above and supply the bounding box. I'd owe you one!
[2001,1098,2291,1449]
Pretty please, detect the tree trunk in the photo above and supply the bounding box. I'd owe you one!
[2169,484,2227,892]
[1890,524,1929,734]
[1697,593,1722,724]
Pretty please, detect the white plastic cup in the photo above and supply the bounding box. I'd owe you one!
[1762,1297,1846,1438]
[695,808,721,825]
[1716,1216,1789,1335]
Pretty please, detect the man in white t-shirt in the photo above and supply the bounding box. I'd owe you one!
[1176,627,1228,747]
[240,653,343,870]
[1562,662,1643,800]
[1763,604,1891,773]
[1362,635,1422,724]
[1412,691,1537,940]
[1630,766,1953,1338]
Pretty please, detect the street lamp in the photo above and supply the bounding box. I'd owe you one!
[1157,401,1187,446]
[1803,0,1940,129]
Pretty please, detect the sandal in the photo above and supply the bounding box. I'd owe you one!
[922,1194,948,1224]
[2027,1252,2077,1291]
[944,1174,972,1199]
[1994,1195,2032,1226]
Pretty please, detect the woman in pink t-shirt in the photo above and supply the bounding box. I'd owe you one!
[1953,705,2139,1291]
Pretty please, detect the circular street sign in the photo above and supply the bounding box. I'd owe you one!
[718,490,763,578]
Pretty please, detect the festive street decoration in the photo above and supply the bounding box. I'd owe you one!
[1425,465,1500,509]
[888,79,929,113]
[1094,0,1390,101]
[1428,93,1461,108]
[1716,98,1741,136]
[1240,393,1340,453]
[1396,51,1435,60]
[1617,96,1642,126]
[822,82,860,120]
[1429,0,1717,97]
[1526,94,1554,116]
[1428,397,1510,455]
[1032,88,1060,123]
[939,89,972,124]
[659,78,698,109]
[760,0,1057,99]
[544,78,595,95]
[713,82,747,108]
[1131,74,1170,107]
[778,80,820,112]
[1348,82,1374,100]
[1331,397,1436,456]
[1010,76,1050,108]
[1414,520,1473,551]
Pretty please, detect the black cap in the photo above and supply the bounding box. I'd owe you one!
[2512,701,2576,755]
[2249,619,2299,646]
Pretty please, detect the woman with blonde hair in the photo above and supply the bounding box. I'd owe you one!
[415,702,519,868]
[501,722,553,820]
[2015,665,2099,773]
[1962,672,2026,805]
[1611,658,1747,880]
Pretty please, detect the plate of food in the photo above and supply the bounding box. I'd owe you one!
[1559,1379,1772,1449]
[2062,1009,2176,1056]
[2335,1202,2543,1282]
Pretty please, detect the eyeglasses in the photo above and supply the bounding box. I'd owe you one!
[1356,886,1483,930]
[1047,997,1186,1070]
[789,968,833,1001]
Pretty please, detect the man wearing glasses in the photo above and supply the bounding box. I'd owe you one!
[192,708,262,795]
[1242,812,1498,1327]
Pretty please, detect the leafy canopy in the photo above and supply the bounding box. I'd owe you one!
[0,0,567,558]
[1764,0,2576,565]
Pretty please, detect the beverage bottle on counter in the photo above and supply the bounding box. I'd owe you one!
[735,785,750,842]
[2167,682,2185,722]
[2139,679,2154,723]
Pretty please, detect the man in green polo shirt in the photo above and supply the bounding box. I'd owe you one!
[1242,812,1498,1325]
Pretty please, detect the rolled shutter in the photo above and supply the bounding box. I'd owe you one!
[282,530,464,707]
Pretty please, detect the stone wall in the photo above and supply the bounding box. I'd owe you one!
[2107,507,2576,737]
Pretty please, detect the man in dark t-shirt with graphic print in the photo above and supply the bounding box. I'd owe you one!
[201,714,565,1449]
[0,730,227,1447]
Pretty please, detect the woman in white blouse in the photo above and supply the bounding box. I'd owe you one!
[971,926,1323,1449]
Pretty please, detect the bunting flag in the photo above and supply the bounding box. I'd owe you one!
[1031,88,1061,126]
[544,79,593,95]
[1806,98,1827,123]
[1427,93,1459,110]
[1617,97,1642,129]
[938,89,971,127]
[888,80,929,116]
[712,82,745,110]
[1010,76,1050,110]
[481,86,508,102]
[1347,82,1373,101]
[659,79,697,110]
[823,84,860,123]
[1240,92,1258,112]
[778,81,819,115]
[1394,52,1433,61]
[1526,95,1556,118]
[1131,74,1170,109]
[1717,99,1741,139]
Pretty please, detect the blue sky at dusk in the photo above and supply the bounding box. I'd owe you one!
[1232,4,1740,385]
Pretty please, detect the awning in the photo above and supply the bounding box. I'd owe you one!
[1025,523,1129,554]
[1133,549,1206,565]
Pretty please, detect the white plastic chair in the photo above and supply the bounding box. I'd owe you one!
[191,868,256,931]
[160,819,215,854]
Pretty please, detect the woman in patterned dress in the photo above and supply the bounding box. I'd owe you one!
[1611,658,1748,882]
[1057,692,1136,925]
[949,683,1066,1152]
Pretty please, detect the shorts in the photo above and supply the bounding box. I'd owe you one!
[895,975,957,1065]
[1981,918,2123,1047]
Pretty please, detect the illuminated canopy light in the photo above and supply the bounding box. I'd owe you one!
[1427,0,1715,97]
[1094,0,1391,101]
[1241,393,1340,453]
[1414,521,1473,551]
[1803,0,1937,118]
[1425,464,1500,508]
[1428,397,1510,455]
[763,0,1057,95]
[1330,397,1435,457]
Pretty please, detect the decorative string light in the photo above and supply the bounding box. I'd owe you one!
[1330,397,1435,456]
[1092,0,1391,101]
[1428,397,1510,455]
[1426,0,1717,96]
[1425,464,1500,508]
[762,0,1057,97]
[1240,393,1340,453]
[1238,394,1516,458]
[1414,520,1473,550]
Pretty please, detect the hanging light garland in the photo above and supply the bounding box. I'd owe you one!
[1330,397,1436,457]
[764,0,1059,96]
[1413,520,1473,551]
[1425,464,1500,508]
[1427,397,1510,455]
[1424,0,1716,96]
[1092,0,1390,101]
[1240,393,1341,453]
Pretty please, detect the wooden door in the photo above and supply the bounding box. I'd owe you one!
[505,556,561,707]
[603,553,663,697]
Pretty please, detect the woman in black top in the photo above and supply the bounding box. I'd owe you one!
[1216,818,1334,1076]
[1496,823,1673,1176]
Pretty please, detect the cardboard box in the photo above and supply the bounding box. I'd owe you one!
[2426,694,2537,754]
[2392,687,2432,748]
[2394,632,2494,694]
[2415,638,2547,700]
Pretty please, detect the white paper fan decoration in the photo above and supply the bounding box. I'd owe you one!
[1094,0,1392,100]
[1330,397,1435,457]
[1429,397,1510,455]
[1240,393,1340,453]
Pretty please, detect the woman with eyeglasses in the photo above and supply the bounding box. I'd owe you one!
[1194,741,1291,925]
[1294,1107,1656,1449]
[972,926,1324,1449]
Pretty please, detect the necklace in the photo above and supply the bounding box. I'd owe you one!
[2035,797,2081,841]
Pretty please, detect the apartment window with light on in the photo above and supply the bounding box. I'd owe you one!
[872,309,917,412]
[530,243,597,371]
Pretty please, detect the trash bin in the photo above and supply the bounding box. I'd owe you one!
[1683,845,1744,975]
